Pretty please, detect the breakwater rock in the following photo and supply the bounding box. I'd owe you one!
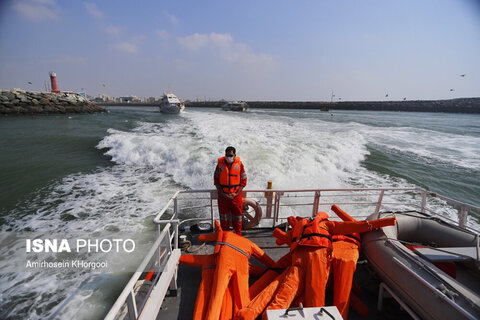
[0,90,106,115]
[186,98,480,113]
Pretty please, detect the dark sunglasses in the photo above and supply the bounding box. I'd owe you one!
[225,154,235,158]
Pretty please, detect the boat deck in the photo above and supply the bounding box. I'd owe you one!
[104,188,480,320]
[157,227,412,320]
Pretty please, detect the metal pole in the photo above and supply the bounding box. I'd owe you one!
[173,197,179,249]
[126,290,138,320]
[374,190,385,218]
[420,191,427,213]
[210,191,216,227]
[174,221,179,250]
[273,192,282,227]
[155,224,160,273]
[458,205,467,228]
[265,181,273,219]
[312,190,321,217]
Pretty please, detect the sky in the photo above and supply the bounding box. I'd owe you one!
[0,0,479,101]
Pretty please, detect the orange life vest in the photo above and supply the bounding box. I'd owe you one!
[218,156,242,194]
[290,212,332,251]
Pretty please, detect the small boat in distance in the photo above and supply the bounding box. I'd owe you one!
[159,93,185,114]
[222,101,248,112]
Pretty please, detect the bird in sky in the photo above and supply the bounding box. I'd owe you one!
[28,81,32,84]
[403,97,406,101]
[460,74,466,77]
[385,93,389,97]
[450,88,454,91]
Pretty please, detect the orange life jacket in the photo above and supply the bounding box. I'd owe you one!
[218,156,242,194]
[290,212,332,250]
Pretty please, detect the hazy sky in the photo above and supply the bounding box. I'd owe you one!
[1,0,479,101]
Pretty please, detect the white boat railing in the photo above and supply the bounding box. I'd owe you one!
[103,221,180,320]
[105,187,480,320]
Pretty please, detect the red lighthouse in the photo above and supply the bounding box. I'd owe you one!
[49,72,60,93]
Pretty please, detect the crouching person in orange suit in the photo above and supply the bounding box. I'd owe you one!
[330,205,369,319]
[179,254,233,320]
[237,211,396,320]
[179,254,265,320]
[237,215,329,320]
[197,221,276,320]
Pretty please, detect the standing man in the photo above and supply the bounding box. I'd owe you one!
[214,146,247,235]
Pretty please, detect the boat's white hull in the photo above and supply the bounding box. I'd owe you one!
[223,106,247,112]
[222,101,248,112]
[160,104,185,114]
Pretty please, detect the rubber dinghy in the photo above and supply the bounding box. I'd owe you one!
[362,211,480,320]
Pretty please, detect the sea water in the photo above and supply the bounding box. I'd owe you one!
[0,106,479,319]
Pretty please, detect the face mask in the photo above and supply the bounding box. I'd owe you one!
[225,156,234,164]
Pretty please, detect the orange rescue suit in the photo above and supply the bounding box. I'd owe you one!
[237,212,396,320]
[283,212,396,308]
[179,254,234,320]
[198,221,276,320]
[218,156,242,194]
[179,254,266,320]
[330,205,366,319]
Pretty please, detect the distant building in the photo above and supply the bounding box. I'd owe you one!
[119,96,141,103]
[119,96,134,103]
[89,95,161,103]
[94,94,115,102]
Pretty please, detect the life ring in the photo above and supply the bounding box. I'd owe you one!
[242,198,262,229]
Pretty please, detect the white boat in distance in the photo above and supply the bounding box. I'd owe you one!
[159,93,185,114]
[222,100,248,111]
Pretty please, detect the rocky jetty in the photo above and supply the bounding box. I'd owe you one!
[0,90,106,115]
[186,98,480,113]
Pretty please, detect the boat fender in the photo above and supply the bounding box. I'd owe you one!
[242,198,262,229]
